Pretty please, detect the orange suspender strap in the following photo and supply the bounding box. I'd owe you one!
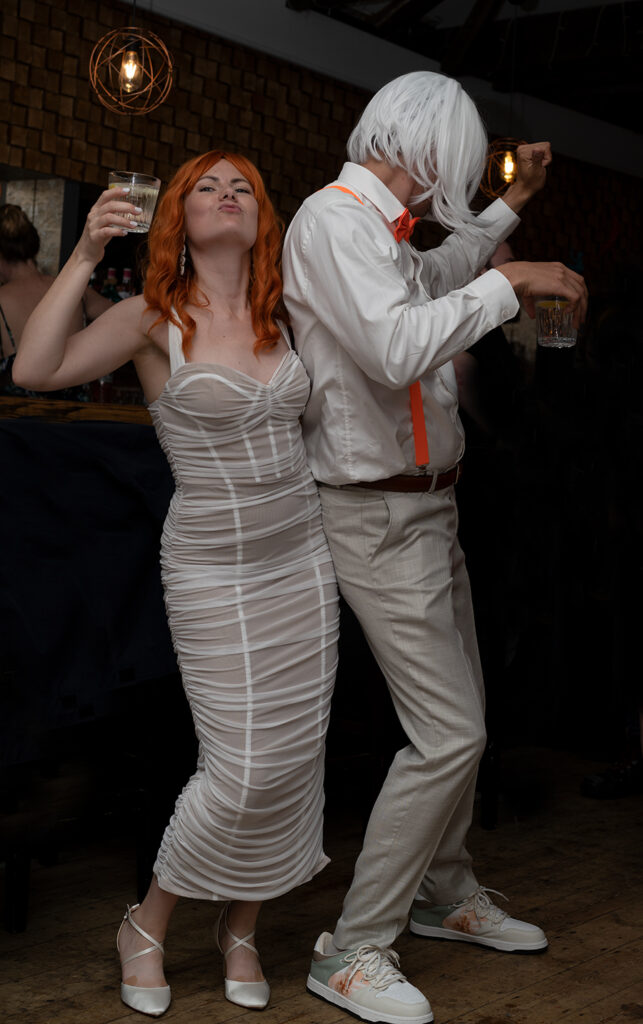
[408,381,429,466]
[323,185,430,468]
[324,184,364,204]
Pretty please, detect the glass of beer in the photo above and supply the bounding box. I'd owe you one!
[108,170,161,233]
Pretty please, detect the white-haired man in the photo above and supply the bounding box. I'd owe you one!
[283,71,586,1024]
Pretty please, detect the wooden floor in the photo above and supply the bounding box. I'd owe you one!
[2,747,642,1024]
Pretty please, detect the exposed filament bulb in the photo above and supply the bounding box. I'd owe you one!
[502,150,516,183]
[120,48,142,93]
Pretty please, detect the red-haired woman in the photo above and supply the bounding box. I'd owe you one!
[14,152,338,1017]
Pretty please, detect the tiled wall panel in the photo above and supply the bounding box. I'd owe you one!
[1,0,640,294]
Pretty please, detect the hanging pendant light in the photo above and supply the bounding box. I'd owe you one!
[480,137,520,199]
[479,9,524,199]
[89,1,173,115]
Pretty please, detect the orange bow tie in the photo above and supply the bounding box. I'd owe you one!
[393,208,420,243]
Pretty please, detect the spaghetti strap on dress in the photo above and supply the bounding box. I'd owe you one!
[148,320,338,900]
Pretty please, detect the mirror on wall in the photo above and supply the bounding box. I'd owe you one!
[0,167,69,277]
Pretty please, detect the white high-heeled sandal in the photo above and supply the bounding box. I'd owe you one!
[117,904,171,1018]
[216,902,270,1010]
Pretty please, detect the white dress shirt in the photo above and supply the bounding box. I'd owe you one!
[282,162,521,485]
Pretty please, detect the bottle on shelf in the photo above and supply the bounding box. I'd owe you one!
[100,267,121,303]
[118,267,135,300]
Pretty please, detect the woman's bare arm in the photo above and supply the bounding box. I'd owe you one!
[83,286,114,322]
[13,188,152,391]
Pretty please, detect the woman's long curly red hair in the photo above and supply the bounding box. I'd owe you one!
[144,150,287,354]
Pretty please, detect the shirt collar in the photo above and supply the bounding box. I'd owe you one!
[337,162,407,226]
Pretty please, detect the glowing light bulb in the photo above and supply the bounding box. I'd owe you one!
[502,151,516,183]
[120,48,142,93]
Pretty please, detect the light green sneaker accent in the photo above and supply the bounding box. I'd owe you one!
[410,887,548,952]
[307,931,433,1024]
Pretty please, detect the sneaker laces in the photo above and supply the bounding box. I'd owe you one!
[342,945,407,992]
[452,886,509,925]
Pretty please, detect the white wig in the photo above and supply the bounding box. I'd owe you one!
[347,71,488,231]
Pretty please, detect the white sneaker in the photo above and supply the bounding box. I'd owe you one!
[410,886,548,952]
[307,931,433,1024]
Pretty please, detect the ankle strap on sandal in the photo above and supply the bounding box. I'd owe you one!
[217,903,259,959]
[119,904,166,966]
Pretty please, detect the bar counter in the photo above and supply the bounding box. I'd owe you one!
[0,395,152,425]
[0,396,176,767]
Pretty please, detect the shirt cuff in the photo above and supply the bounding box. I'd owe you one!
[477,196,521,237]
[466,267,520,325]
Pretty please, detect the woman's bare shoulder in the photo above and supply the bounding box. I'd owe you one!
[130,294,169,337]
[80,293,160,359]
[0,277,56,335]
[103,293,155,328]
[0,275,50,307]
[118,293,173,354]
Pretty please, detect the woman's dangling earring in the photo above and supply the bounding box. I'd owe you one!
[179,240,187,278]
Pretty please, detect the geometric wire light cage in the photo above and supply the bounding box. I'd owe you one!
[479,137,521,200]
[89,26,173,116]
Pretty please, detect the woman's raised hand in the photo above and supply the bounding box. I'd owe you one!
[75,188,142,265]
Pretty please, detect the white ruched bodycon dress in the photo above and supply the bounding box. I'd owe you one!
[148,322,338,901]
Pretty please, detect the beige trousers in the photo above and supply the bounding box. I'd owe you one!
[319,484,486,949]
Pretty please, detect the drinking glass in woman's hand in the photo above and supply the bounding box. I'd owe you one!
[108,171,161,233]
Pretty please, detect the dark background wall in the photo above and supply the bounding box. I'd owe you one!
[1,0,641,296]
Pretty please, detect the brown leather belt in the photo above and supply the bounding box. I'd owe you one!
[349,464,462,493]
